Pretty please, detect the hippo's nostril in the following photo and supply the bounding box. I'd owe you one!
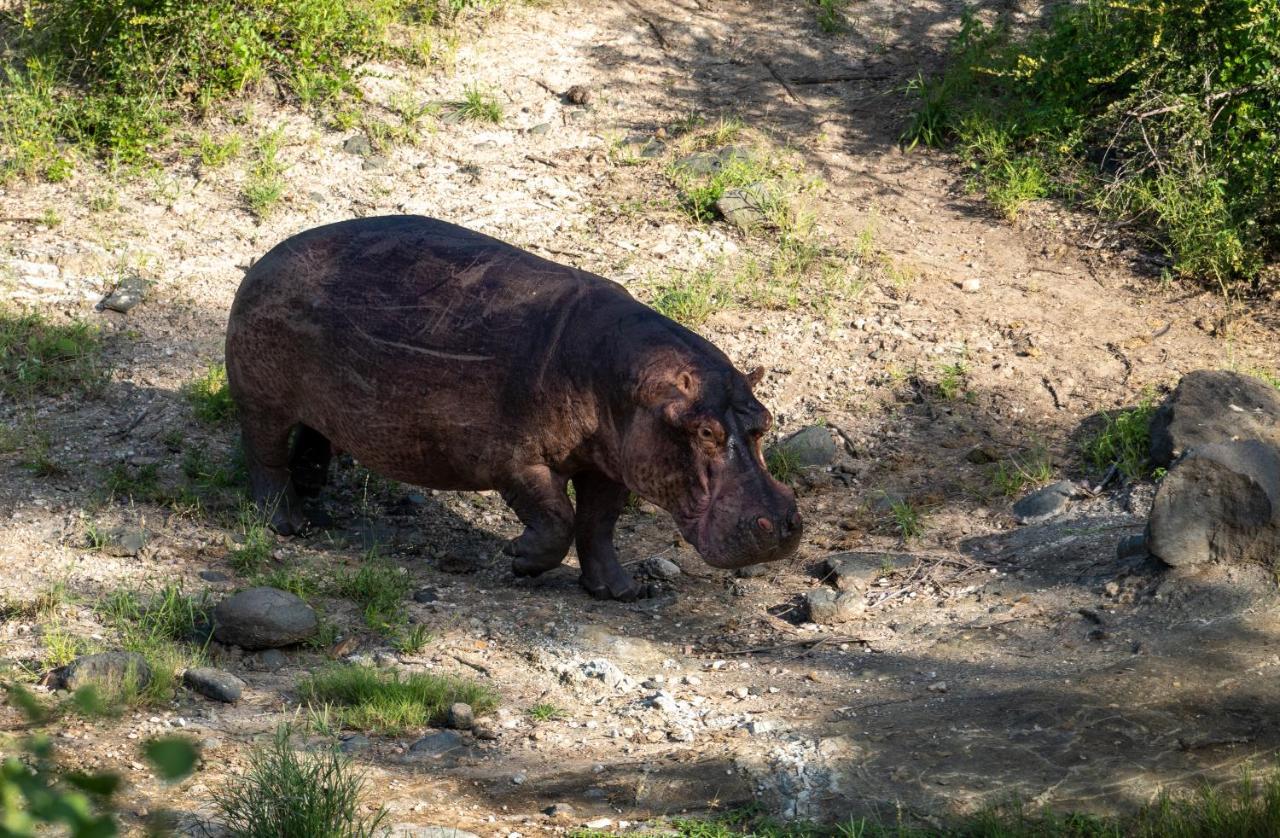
[755,516,774,534]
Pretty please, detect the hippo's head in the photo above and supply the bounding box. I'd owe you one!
[621,360,802,569]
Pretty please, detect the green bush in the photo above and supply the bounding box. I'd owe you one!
[907,1,1280,291]
[0,0,496,177]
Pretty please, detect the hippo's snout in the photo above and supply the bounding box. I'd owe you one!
[697,502,803,569]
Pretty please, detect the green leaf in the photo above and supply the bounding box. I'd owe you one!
[142,736,198,782]
[66,770,123,797]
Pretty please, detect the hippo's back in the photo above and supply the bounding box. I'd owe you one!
[225,216,631,486]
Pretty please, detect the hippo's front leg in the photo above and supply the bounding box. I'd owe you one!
[501,467,575,577]
[572,471,643,601]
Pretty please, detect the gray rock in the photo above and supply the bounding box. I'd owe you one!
[584,787,607,800]
[362,154,388,171]
[966,445,999,464]
[96,276,149,313]
[1150,370,1280,467]
[806,589,865,624]
[104,527,148,558]
[56,652,151,692]
[1011,480,1078,524]
[735,563,769,578]
[446,702,474,730]
[183,667,244,703]
[409,730,466,760]
[213,587,317,649]
[247,649,287,671]
[822,552,911,591]
[581,658,634,691]
[543,803,574,817]
[675,146,749,176]
[338,733,372,754]
[343,134,372,156]
[770,425,838,469]
[472,722,499,740]
[199,570,230,583]
[1148,439,1280,568]
[646,557,682,580]
[413,587,440,603]
[528,122,552,136]
[715,185,771,229]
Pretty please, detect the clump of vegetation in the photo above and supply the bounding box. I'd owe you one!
[813,0,848,34]
[668,146,799,227]
[1082,397,1158,480]
[907,2,1280,291]
[213,726,385,838]
[935,360,969,401]
[992,448,1055,497]
[527,702,564,722]
[0,308,104,399]
[186,363,236,423]
[0,0,506,179]
[454,84,503,123]
[650,267,728,327]
[297,664,495,734]
[392,623,433,655]
[95,583,212,706]
[244,129,287,218]
[765,445,802,484]
[229,505,275,575]
[330,554,414,633]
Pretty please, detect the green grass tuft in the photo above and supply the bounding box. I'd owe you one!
[454,84,503,123]
[213,726,385,838]
[650,268,728,327]
[0,308,104,399]
[1082,398,1157,480]
[814,0,848,34]
[244,130,287,218]
[298,665,496,734]
[95,583,212,707]
[527,702,564,722]
[330,555,414,634]
[765,445,802,484]
[186,363,236,423]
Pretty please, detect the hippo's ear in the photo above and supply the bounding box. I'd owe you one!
[745,366,765,389]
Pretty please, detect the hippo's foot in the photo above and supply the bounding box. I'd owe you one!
[505,540,568,578]
[268,503,306,537]
[578,566,648,602]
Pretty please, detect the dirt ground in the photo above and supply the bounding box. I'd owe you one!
[3,0,1280,834]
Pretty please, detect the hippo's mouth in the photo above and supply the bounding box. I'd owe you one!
[674,509,799,569]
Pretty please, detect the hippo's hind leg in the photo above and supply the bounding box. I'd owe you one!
[289,424,332,498]
[501,467,574,577]
[572,471,643,601]
[239,409,305,536]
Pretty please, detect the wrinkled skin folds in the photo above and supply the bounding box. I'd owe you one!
[225,216,801,600]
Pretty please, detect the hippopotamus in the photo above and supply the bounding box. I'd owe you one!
[224,215,801,600]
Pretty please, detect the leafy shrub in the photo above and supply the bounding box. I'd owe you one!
[907,1,1280,290]
[0,0,501,177]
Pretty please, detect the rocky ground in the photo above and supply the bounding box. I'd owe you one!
[3,0,1280,834]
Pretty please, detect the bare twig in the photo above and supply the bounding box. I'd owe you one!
[760,60,811,110]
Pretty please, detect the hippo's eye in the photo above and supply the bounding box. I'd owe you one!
[698,426,715,441]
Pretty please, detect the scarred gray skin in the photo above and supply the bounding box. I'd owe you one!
[225,215,801,600]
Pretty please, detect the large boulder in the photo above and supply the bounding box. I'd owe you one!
[770,425,839,469]
[1147,439,1280,568]
[1149,370,1280,467]
[213,587,317,649]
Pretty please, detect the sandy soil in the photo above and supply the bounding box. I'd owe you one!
[3,0,1280,834]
